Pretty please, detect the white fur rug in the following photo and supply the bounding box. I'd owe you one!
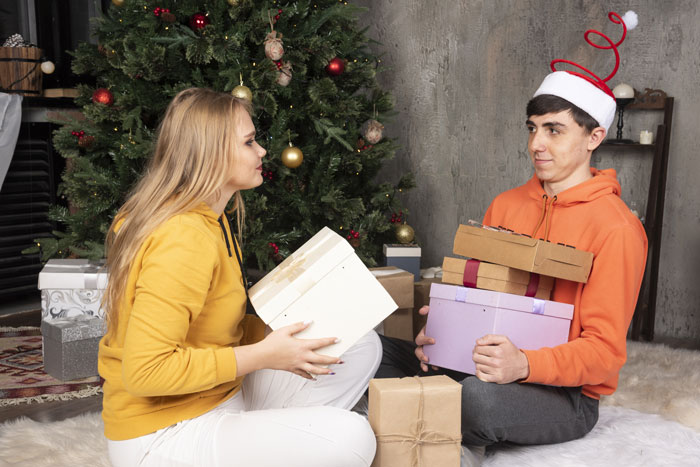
[0,341,698,467]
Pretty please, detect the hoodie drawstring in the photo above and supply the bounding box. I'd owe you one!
[217,217,233,257]
[219,213,250,300]
[543,195,557,241]
[531,195,548,238]
[531,194,557,241]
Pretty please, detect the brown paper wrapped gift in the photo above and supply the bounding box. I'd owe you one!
[412,278,441,337]
[369,376,461,467]
[371,267,414,308]
[372,267,416,341]
[453,223,593,283]
[442,257,554,300]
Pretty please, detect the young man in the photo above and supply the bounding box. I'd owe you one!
[376,11,646,449]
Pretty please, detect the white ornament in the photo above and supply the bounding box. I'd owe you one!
[264,31,284,61]
[41,61,55,74]
[276,62,292,87]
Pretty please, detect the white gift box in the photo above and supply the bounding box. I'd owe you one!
[249,227,398,358]
[38,259,108,321]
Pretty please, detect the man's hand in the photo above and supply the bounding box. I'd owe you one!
[414,306,439,372]
[472,334,530,384]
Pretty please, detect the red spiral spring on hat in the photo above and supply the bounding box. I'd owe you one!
[550,12,628,98]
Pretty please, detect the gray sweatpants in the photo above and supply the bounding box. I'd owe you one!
[375,334,599,446]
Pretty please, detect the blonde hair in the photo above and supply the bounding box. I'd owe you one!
[103,88,251,333]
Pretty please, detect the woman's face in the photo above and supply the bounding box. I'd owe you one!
[224,111,267,192]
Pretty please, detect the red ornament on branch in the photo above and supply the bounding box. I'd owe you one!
[189,13,209,30]
[326,57,345,76]
[92,88,114,106]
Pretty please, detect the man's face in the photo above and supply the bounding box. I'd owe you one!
[526,110,601,188]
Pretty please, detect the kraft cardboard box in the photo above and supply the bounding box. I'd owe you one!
[412,277,441,338]
[249,227,397,359]
[371,267,415,341]
[424,283,573,375]
[369,376,461,467]
[453,223,593,283]
[442,257,553,300]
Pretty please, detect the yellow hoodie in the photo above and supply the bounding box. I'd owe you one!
[98,203,266,441]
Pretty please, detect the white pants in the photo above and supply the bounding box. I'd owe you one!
[107,331,381,467]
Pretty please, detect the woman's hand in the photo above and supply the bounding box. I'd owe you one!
[414,306,438,372]
[235,321,341,379]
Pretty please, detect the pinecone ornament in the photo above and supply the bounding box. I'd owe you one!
[3,34,28,47]
[264,31,284,61]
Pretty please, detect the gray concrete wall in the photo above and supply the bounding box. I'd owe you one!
[358,0,700,342]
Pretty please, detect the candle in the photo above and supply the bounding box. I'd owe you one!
[640,130,653,145]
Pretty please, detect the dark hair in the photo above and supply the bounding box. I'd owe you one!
[526,94,599,133]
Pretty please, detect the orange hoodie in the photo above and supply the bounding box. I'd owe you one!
[483,168,647,399]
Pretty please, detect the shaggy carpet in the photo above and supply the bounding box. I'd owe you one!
[0,327,102,407]
[0,340,698,467]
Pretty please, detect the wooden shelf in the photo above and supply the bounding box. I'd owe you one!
[598,88,674,342]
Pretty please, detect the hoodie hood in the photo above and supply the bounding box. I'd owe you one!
[525,168,622,206]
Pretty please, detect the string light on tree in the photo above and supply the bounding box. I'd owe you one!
[231,73,252,101]
[281,130,303,168]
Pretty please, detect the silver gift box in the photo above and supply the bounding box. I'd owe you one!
[40,315,106,381]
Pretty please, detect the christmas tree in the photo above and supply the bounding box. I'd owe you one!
[30,0,414,272]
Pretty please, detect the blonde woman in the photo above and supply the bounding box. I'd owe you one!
[98,88,381,467]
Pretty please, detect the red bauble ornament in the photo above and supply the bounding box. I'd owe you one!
[189,13,210,30]
[326,57,345,76]
[92,88,114,106]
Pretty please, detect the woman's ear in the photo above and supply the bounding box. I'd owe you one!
[588,127,607,151]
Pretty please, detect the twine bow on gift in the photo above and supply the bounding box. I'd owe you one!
[375,376,462,467]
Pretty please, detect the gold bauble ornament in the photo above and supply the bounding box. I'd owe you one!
[281,143,303,169]
[395,222,415,244]
[227,0,239,5]
[231,84,252,101]
[112,0,125,6]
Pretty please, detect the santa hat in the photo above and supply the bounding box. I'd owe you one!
[533,11,638,132]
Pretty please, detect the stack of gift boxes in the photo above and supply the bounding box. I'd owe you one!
[37,259,107,381]
[368,222,593,466]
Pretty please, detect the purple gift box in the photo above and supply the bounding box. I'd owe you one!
[423,283,573,375]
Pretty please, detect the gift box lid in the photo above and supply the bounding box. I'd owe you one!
[383,244,421,257]
[442,257,554,289]
[429,282,573,320]
[40,315,106,342]
[453,222,593,283]
[249,227,358,324]
[38,259,108,290]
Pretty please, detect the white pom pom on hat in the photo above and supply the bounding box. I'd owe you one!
[621,11,638,30]
[532,11,638,133]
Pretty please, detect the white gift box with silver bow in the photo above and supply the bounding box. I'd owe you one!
[38,259,108,321]
[249,227,397,359]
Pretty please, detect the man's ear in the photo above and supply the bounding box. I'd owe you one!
[588,127,606,151]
